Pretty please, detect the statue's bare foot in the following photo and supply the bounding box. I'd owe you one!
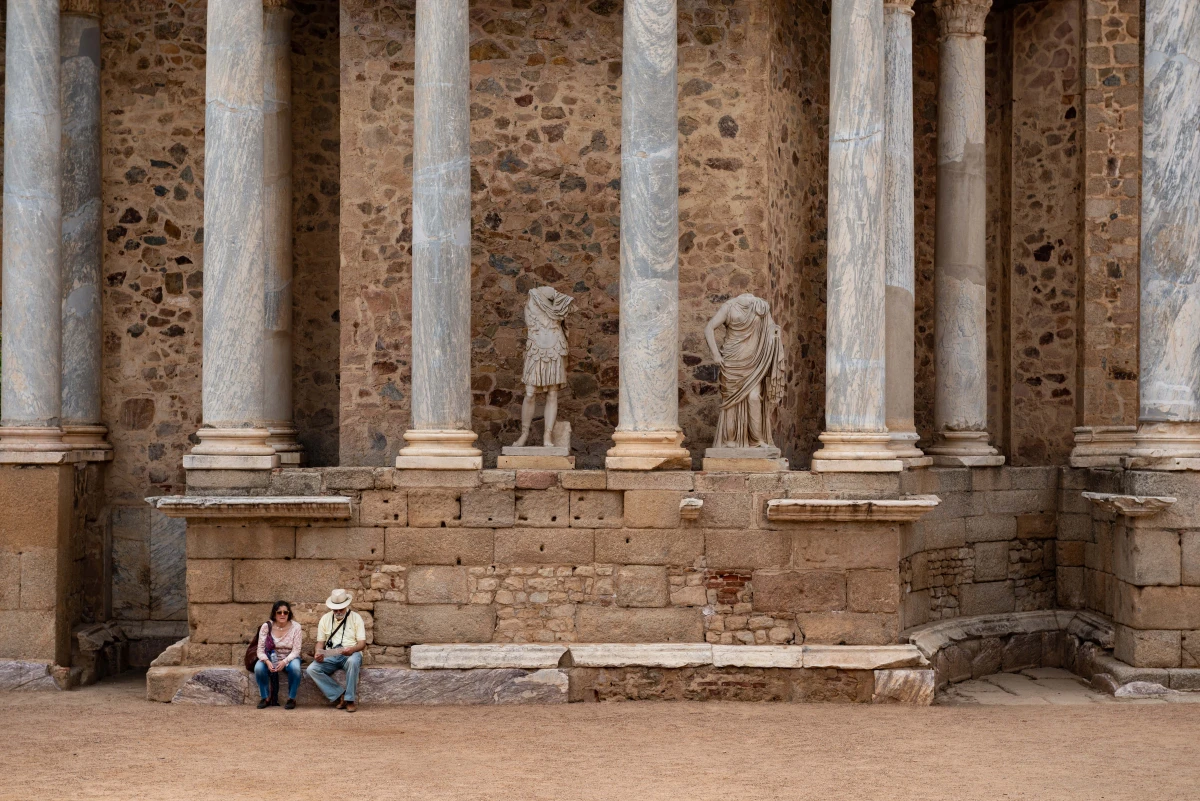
[513,430,530,448]
[751,440,769,449]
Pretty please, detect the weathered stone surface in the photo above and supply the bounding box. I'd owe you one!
[460,488,516,528]
[1113,527,1181,587]
[410,644,566,670]
[385,528,494,565]
[752,570,846,613]
[296,527,384,560]
[0,660,58,691]
[711,645,805,668]
[494,528,593,564]
[146,666,205,702]
[407,490,463,528]
[359,492,408,526]
[846,569,899,613]
[804,644,923,670]
[358,668,567,705]
[796,611,898,646]
[960,580,1016,616]
[189,603,272,644]
[171,668,247,705]
[373,603,495,646]
[232,560,356,603]
[973,540,1010,582]
[185,559,233,604]
[568,643,712,668]
[623,491,684,529]
[1114,624,1181,668]
[615,565,669,608]
[568,491,623,528]
[705,530,788,569]
[791,526,899,570]
[407,566,469,605]
[1115,584,1200,630]
[575,607,703,643]
[593,528,704,566]
[513,487,569,527]
[186,525,296,560]
[872,668,934,704]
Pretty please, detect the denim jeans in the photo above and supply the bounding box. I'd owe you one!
[254,651,302,700]
[306,652,362,703]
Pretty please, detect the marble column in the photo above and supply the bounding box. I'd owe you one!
[0,0,68,457]
[882,0,928,470]
[926,0,1003,467]
[59,0,110,457]
[396,0,482,470]
[184,0,278,470]
[811,0,901,473]
[1128,0,1200,470]
[605,0,691,471]
[262,0,303,465]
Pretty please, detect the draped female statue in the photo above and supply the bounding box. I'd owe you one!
[512,286,574,448]
[704,294,786,450]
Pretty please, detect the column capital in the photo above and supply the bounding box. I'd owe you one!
[263,0,291,8]
[933,0,991,37]
[884,0,916,15]
[61,0,101,15]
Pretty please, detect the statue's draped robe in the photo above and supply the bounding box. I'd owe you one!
[522,288,572,389]
[714,296,786,447]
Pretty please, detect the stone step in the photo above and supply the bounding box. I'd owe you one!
[410,644,567,670]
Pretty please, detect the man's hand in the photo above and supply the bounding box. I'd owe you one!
[330,647,344,657]
[314,651,325,663]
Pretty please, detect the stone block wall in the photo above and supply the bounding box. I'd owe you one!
[898,467,1061,629]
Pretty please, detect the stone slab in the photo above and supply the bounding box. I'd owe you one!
[930,455,1006,467]
[568,643,713,668]
[0,660,59,691]
[704,446,782,459]
[803,645,924,670]
[497,455,575,469]
[410,644,568,670]
[356,668,567,705]
[182,454,279,470]
[811,458,903,473]
[151,496,352,519]
[711,645,805,668]
[501,446,570,457]
[171,668,248,705]
[872,669,935,705]
[395,456,483,470]
[702,458,789,472]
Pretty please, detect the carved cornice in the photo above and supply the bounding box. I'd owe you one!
[61,0,101,15]
[933,0,991,38]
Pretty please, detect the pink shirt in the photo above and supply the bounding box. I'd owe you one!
[257,621,303,666]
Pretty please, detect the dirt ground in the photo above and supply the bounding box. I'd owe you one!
[5,672,1199,801]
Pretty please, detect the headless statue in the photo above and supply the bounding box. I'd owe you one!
[513,286,574,448]
[704,293,786,449]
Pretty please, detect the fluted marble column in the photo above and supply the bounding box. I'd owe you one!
[184,0,277,470]
[59,0,109,457]
[396,0,481,470]
[883,0,929,470]
[0,0,68,458]
[1128,0,1200,470]
[811,0,900,473]
[262,0,303,465]
[926,0,1003,467]
[605,0,690,471]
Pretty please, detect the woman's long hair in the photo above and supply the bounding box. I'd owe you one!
[270,600,294,623]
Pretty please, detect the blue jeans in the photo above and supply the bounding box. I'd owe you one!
[254,651,302,700]
[306,652,362,703]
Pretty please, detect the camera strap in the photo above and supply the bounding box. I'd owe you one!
[326,611,351,648]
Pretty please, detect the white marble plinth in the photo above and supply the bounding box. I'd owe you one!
[927,430,1003,466]
[811,432,902,473]
[1070,425,1137,467]
[606,430,690,471]
[1126,422,1200,470]
[397,429,482,470]
[183,428,278,470]
[703,458,789,473]
[497,446,575,470]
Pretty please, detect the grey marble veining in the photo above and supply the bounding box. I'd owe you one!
[148,510,186,622]
[824,0,887,433]
[1139,0,1200,422]
[883,1,919,445]
[2,0,62,428]
[60,11,103,430]
[410,0,473,432]
[616,0,680,434]
[202,0,266,429]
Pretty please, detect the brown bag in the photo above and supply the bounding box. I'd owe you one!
[243,622,274,672]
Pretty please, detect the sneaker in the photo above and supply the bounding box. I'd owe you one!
[285,699,296,710]
[257,698,269,709]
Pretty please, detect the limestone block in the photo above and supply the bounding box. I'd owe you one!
[358,668,567,704]
[959,581,1015,616]
[1113,527,1181,586]
[296,527,384,561]
[670,585,708,607]
[494,528,593,564]
[872,669,934,705]
[373,603,495,646]
[1057,540,1085,567]
[1182,631,1200,668]
[410,644,566,669]
[804,645,922,670]
[0,660,57,691]
[183,642,236,666]
[17,548,56,610]
[1057,567,1084,609]
[1114,624,1181,668]
[392,470,482,489]
[515,471,558,490]
[615,565,669,608]
[232,560,356,603]
[112,522,149,621]
[1000,633,1041,673]
[460,488,516,528]
[752,570,846,613]
[606,471,695,491]
[622,490,684,528]
[514,487,569,527]
[560,471,608,490]
[1112,583,1200,630]
[269,471,324,496]
[1182,533,1200,585]
[359,491,408,526]
[0,551,18,610]
[795,612,898,645]
[791,525,900,570]
[150,638,186,668]
[693,492,753,528]
[711,644,804,668]
[568,643,712,668]
[973,540,1010,582]
[186,525,296,559]
[171,668,248,705]
[188,603,272,644]
[146,666,205,702]
[574,607,703,643]
[185,559,233,604]
[846,570,899,613]
[1122,472,1200,530]
[385,528,494,565]
[407,566,469,605]
[705,530,788,569]
[323,468,376,491]
[0,468,71,551]
[407,490,463,528]
[921,518,967,549]
[568,490,623,528]
[1016,513,1057,539]
[963,515,1016,543]
[594,529,703,566]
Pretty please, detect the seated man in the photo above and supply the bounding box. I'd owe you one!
[305,588,367,712]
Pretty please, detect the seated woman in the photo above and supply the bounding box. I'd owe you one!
[254,600,303,709]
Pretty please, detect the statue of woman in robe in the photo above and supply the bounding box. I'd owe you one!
[513,286,574,448]
[704,293,786,449]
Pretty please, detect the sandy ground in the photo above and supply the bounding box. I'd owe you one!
[5,672,1200,801]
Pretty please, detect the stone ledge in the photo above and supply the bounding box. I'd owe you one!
[1081,491,1177,518]
[410,644,567,670]
[905,610,1112,660]
[148,495,353,519]
[0,660,64,692]
[568,644,713,668]
[767,494,940,522]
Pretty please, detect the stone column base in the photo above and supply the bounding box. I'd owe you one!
[811,432,902,473]
[183,428,279,470]
[1124,422,1200,471]
[266,423,305,466]
[1070,425,1137,467]
[0,427,75,464]
[926,430,1004,467]
[886,430,932,469]
[61,425,114,462]
[606,430,691,471]
[396,429,483,470]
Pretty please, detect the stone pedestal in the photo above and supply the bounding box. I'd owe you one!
[605,0,690,472]
[702,447,788,473]
[397,0,481,472]
[500,422,574,469]
[926,0,1003,469]
[1071,426,1137,468]
[811,0,900,474]
[1127,0,1200,472]
[185,0,277,471]
[0,0,68,459]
